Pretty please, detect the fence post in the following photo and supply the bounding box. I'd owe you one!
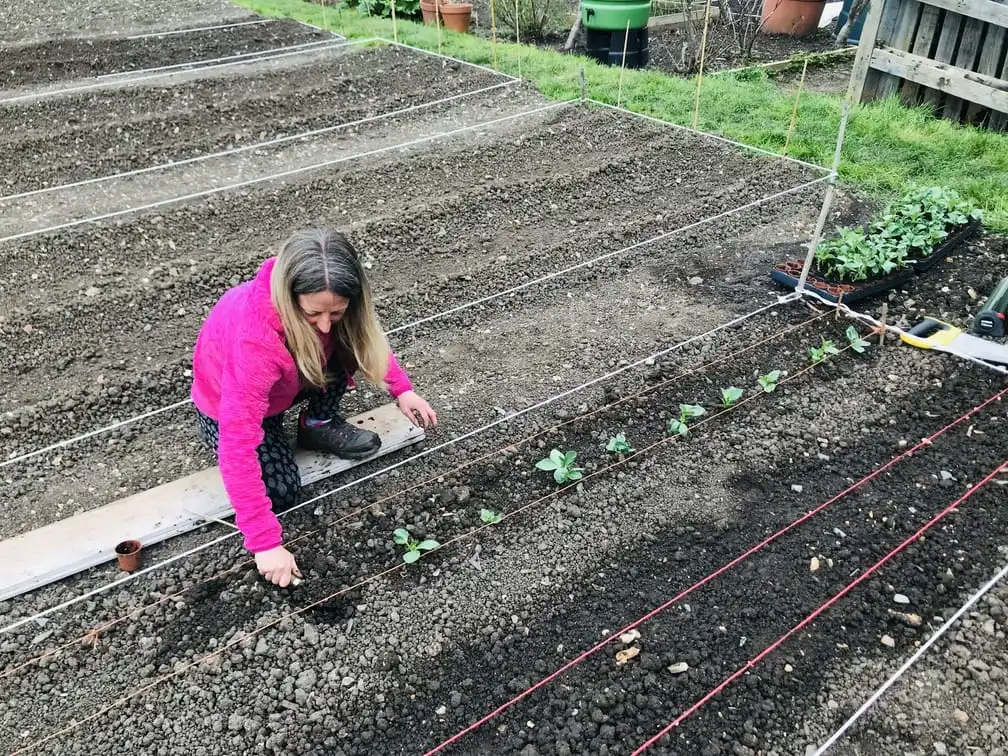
[846,0,888,103]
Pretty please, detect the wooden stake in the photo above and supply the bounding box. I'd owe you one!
[878,303,888,347]
[692,0,714,130]
[435,0,443,55]
[489,0,499,69]
[391,0,398,42]
[783,57,809,156]
[514,0,522,79]
[321,0,329,32]
[617,19,630,108]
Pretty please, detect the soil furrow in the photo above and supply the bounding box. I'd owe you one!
[0,19,325,89]
[0,45,505,195]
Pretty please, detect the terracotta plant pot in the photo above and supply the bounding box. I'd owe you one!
[418,0,472,33]
[760,0,827,37]
[115,539,142,572]
[439,2,473,33]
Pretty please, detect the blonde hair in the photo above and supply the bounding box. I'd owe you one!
[270,229,390,389]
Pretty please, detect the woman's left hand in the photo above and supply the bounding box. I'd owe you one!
[397,390,438,428]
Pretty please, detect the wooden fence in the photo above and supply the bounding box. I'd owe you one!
[848,0,1008,130]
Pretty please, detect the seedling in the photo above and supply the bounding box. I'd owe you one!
[667,403,706,438]
[846,325,871,354]
[480,508,502,525]
[393,528,440,564]
[720,386,744,408]
[535,449,584,484]
[809,338,840,364]
[606,433,634,454]
[757,370,782,393]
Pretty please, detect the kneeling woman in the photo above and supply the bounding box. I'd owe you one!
[191,229,437,587]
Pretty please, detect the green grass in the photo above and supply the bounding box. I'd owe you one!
[237,0,1008,231]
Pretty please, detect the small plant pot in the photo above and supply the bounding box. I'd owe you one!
[760,0,827,37]
[439,2,473,33]
[419,0,439,25]
[115,539,142,572]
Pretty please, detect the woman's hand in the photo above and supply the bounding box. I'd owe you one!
[255,545,301,587]
[397,390,438,428]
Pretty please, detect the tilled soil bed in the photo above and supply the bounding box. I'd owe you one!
[0,18,329,89]
[2,12,1008,756]
[0,43,509,195]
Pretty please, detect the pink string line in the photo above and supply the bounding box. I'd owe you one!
[424,386,1008,755]
[632,456,1008,755]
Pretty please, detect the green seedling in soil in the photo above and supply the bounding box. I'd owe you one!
[846,325,871,354]
[393,528,440,564]
[757,370,783,393]
[667,403,707,438]
[606,433,634,454]
[809,338,841,364]
[480,508,502,525]
[535,449,584,484]
[720,386,744,408]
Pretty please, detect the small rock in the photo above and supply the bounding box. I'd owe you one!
[688,276,704,286]
[667,662,689,674]
[810,557,820,572]
[620,629,641,644]
[84,286,100,297]
[784,664,794,673]
[934,743,947,755]
[953,709,969,724]
[436,705,447,716]
[894,594,910,605]
[881,635,895,648]
[227,713,244,732]
[791,484,804,493]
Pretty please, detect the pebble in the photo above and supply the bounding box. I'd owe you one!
[810,557,820,572]
[667,662,689,674]
[954,709,969,724]
[791,484,803,493]
[881,635,895,647]
[689,276,703,286]
[620,629,641,644]
[934,743,947,755]
[894,594,910,605]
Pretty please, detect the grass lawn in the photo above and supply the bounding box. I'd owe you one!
[237,0,1008,231]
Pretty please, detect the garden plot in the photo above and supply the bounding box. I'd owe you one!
[0,42,515,210]
[0,103,823,540]
[3,9,1008,756]
[0,18,330,91]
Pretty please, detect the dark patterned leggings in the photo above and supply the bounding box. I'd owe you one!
[195,371,348,512]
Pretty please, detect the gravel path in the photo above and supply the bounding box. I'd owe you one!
[2,5,1007,756]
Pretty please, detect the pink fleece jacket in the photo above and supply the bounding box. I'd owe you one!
[191,257,413,554]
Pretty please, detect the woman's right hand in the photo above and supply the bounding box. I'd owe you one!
[255,545,301,587]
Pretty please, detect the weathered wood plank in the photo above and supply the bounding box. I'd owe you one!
[876,0,924,98]
[922,6,964,111]
[945,14,988,119]
[993,36,1008,128]
[901,3,943,104]
[0,402,425,602]
[916,0,1008,28]
[967,0,1008,125]
[870,46,1008,113]
[648,6,720,29]
[864,0,911,99]
[850,0,892,102]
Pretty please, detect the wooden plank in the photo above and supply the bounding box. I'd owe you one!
[648,7,720,30]
[870,46,1008,112]
[900,3,943,104]
[876,0,924,98]
[994,37,1008,128]
[945,13,988,119]
[966,0,1007,125]
[916,0,1008,28]
[921,5,965,111]
[849,0,892,102]
[0,402,425,602]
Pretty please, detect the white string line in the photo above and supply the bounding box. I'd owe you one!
[0,98,571,245]
[798,289,1008,377]
[0,80,517,203]
[586,98,830,176]
[811,557,1008,756]
[0,298,791,635]
[376,37,521,83]
[1,172,824,467]
[0,38,362,106]
[124,18,274,39]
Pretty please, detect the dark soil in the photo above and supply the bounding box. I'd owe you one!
[0,44,507,195]
[0,18,329,89]
[2,9,1008,756]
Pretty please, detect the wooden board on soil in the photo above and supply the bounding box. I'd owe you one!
[0,402,424,602]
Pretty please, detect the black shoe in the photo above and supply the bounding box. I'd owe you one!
[297,417,382,460]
